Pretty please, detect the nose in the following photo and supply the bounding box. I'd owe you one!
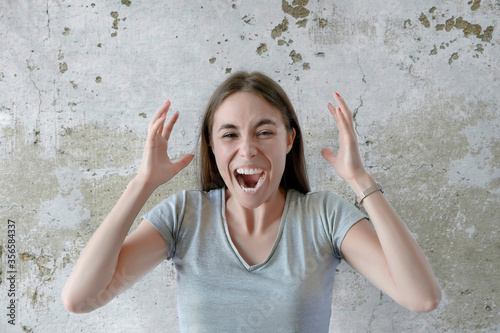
[238,138,257,158]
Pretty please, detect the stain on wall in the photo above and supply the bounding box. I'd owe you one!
[0,0,499,332]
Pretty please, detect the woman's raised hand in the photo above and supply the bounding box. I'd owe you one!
[321,93,368,185]
[136,101,194,188]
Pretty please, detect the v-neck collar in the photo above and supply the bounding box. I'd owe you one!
[220,189,291,272]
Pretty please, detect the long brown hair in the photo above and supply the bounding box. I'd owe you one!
[199,71,310,194]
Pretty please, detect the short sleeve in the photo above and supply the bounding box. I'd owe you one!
[321,191,367,259]
[142,191,187,260]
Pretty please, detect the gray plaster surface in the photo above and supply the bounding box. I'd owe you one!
[1,0,499,332]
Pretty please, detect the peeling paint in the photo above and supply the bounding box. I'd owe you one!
[59,62,68,74]
[282,0,310,19]
[256,43,267,55]
[271,17,289,39]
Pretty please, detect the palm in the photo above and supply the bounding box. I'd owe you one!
[321,93,366,182]
[138,101,194,188]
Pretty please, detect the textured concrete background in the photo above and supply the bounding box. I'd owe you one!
[1,0,499,332]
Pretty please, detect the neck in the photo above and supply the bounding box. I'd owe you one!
[225,187,287,234]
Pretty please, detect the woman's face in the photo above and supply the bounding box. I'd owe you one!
[211,91,295,209]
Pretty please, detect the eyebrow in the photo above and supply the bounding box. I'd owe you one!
[217,119,278,132]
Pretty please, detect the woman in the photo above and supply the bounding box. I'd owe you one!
[62,71,441,331]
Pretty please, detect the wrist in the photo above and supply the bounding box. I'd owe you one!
[130,175,158,195]
[347,173,376,196]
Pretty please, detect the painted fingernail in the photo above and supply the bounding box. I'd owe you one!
[335,92,340,97]
[161,114,166,118]
[164,100,170,105]
[339,107,342,112]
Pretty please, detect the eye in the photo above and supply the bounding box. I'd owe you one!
[258,130,273,137]
[222,132,237,139]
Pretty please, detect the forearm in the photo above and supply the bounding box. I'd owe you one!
[349,173,441,311]
[62,177,155,312]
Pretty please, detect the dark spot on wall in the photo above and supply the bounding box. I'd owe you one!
[209,57,216,64]
[445,16,455,31]
[282,0,310,19]
[225,68,232,74]
[436,24,444,31]
[59,62,68,74]
[70,81,78,89]
[302,63,310,70]
[95,76,102,83]
[429,6,437,13]
[296,19,307,28]
[242,15,254,24]
[97,43,102,47]
[404,19,411,29]
[138,113,147,118]
[111,32,117,37]
[271,17,289,39]
[62,27,70,36]
[480,26,494,42]
[448,52,459,65]
[430,45,438,55]
[289,50,302,63]
[121,0,131,7]
[257,43,267,55]
[419,13,430,28]
[318,18,328,28]
[471,0,480,11]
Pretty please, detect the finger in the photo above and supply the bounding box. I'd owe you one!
[171,154,195,175]
[147,114,167,144]
[321,148,337,165]
[333,92,354,128]
[328,103,349,134]
[150,100,171,128]
[162,111,180,141]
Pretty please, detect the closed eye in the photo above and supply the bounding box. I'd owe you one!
[258,130,273,136]
[222,132,237,139]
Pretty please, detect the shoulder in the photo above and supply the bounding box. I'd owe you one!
[287,189,351,209]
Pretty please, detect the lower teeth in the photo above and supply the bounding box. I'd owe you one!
[238,174,264,192]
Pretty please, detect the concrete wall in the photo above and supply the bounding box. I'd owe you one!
[1,0,498,332]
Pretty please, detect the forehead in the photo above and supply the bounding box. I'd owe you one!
[213,91,285,127]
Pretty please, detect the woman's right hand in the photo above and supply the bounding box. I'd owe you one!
[136,100,194,188]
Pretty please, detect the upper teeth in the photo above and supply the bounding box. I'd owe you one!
[236,168,264,175]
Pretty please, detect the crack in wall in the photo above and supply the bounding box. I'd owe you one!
[26,56,42,144]
[44,0,51,41]
[352,56,367,136]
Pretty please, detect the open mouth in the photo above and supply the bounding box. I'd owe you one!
[235,168,265,193]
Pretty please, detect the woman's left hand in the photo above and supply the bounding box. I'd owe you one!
[321,92,368,183]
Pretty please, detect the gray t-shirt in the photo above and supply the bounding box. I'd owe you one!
[143,188,366,332]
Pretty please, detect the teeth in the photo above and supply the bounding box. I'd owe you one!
[238,174,265,192]
[236,168,264,175]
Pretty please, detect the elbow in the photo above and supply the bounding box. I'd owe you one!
[61,289,96,314]
[411,297,441,313]
[408,289,442,313]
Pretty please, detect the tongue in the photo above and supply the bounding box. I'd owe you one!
[241,174,261,188]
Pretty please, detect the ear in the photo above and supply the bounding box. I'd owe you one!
[286,128,296,154]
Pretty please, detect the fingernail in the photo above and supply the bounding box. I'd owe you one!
[339,107,342,112]
[335,92,340,97]
[164,100,170,105]
[161,114,165,118]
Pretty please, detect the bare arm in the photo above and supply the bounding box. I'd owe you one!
[61,101,194,313]
[322,93,441,312]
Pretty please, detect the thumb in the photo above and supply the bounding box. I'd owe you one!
[172,154,195,174]
[321,148,337,165]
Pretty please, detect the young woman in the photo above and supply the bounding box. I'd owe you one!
[62,71,441,331]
